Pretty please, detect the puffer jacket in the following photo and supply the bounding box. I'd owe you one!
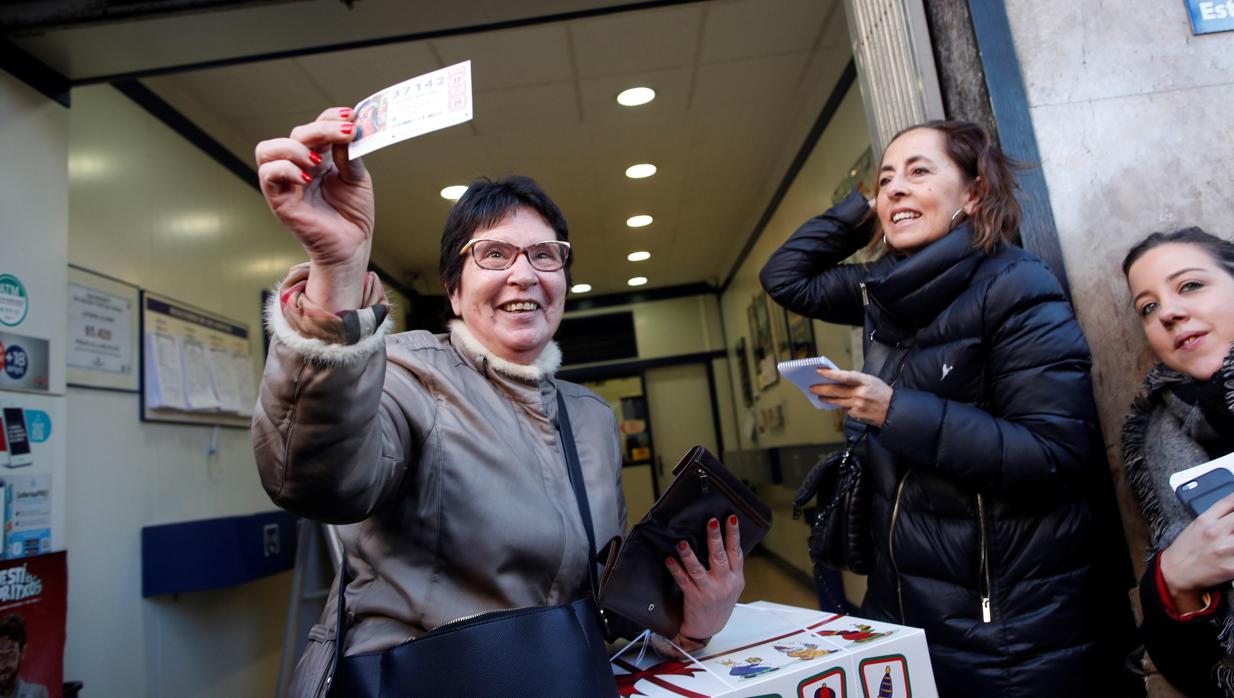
[253,266,626,696]
[760,192,1131,697]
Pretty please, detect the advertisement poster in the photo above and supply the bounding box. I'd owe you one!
[0,332,50,394]
[0,552,66,698]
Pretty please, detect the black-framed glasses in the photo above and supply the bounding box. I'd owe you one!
[459,239,572,272]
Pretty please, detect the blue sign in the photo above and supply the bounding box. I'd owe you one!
[4,345,27,380]
[24,410,51,443]
[1185,0,1234,34]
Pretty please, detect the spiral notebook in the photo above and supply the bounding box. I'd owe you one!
[776,356,840,410]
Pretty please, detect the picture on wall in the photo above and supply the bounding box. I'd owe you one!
[785,310,817,360]
[832,146,875,207]
[734,338,754,408]
[747,294,778,390]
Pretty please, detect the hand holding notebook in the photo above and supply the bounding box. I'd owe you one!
[777,356,841,409]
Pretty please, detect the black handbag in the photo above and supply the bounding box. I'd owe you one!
[326,390,619,697]
[793,433,872,577]
[598,446,771,639]
[791,342,912,587]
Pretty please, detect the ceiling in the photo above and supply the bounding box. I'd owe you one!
[8,0,854,297]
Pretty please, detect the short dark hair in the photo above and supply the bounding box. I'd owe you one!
[438,175,571,297]
[0,614,26,650]
[1122,227,1234,279]
[870,120,1023,254]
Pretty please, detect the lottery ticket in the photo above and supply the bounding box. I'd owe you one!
[348,60,473,159]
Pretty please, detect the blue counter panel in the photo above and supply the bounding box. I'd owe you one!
[142,510,298,597]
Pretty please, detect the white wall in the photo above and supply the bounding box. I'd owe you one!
[714,84,870,596]
[718,86,868,454]
[65,83,307,697]
[1004,0,1234,566]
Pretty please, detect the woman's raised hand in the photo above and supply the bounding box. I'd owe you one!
[1159,491,1234,613]
[255,107,374,311]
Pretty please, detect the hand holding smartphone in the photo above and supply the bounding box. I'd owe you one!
[1171,452,1234,517]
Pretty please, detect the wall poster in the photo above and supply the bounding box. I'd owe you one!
[747,294,778,390]
[66,266,139,392]
[141,290,255,428]
[0,551,66,698]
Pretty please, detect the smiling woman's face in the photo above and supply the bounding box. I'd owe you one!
[876,128,977,255]
[1127,242,1234,380]
[448,207,568,364]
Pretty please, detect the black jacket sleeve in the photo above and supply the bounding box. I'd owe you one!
[758,190,875,327]
[1140,552,1226,698]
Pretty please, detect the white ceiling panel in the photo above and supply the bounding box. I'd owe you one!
[432,24,575,91]
[691,52,810,111]
[293,42,442,108]
[700,0,832,62]
[569,5,703,78]
[577,67,694,122]
[471,82,581,133]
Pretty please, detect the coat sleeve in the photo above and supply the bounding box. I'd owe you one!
[758,190,875,327]
[876,259,1098,491]
[252,271,430,524]
[1139,553,1226,698]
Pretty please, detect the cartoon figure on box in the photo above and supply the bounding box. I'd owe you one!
[815,623,892,644]
[772,641,834,661]
[814,687,836,698]
[877,666,894,697]
[720,656,779,679]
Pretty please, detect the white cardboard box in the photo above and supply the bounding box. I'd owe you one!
[611,602,937,697]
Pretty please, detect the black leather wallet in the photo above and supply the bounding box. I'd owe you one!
[598,446,772,639]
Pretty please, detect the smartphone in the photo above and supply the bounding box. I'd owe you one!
[1176,468,1234,517]
[0,409,31,469]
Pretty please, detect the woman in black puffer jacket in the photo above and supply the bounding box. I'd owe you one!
[760,120,1137,697]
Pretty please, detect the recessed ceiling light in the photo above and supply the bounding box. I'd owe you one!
[627,251,651,262]
[617,87,656,107]
[571,283,592,293]
[627,276,648,287]
[626,215,653,228]
[625,163,657,179]
[440,185,468,200]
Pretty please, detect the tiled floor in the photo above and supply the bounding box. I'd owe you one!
[738,552,818,610]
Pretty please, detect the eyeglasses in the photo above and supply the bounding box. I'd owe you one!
[459,239,571,272]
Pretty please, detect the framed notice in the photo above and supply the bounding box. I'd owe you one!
[66,266,140,392]
[140,290,255,428]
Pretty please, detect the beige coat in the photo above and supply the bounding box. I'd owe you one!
[254,272,626,695]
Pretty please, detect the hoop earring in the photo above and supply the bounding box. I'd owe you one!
[949,207,965,231]
[882,233,889,247]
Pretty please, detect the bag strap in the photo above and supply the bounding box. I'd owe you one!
[555,388,601,598]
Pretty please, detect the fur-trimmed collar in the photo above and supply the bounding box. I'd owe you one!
[448,319,562,382]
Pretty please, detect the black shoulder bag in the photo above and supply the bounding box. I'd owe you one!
[326,390,618,697]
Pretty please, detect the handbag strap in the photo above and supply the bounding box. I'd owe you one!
[555,388,601,598]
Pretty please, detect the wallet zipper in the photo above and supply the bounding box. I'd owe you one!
[696,465,770,530]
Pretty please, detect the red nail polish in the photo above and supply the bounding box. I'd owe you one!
[340,124,353,134]
[308,152,322,165]
[677,541,688,551]
[339,108,352,118]
[300,172,313,183]
[728,515,738,526]
[709,519,719,531]
[665,558,675,567]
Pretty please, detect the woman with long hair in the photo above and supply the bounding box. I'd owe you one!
[760,120,1135,696]
[1123,228,1234,697]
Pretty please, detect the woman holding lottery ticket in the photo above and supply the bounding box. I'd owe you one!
[251,106,744,695]
[759,120,1138,697]
[1122,229,1234,698]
